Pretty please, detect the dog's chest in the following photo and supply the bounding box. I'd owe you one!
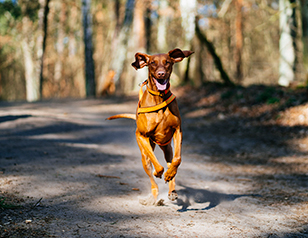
[137,108,179,136]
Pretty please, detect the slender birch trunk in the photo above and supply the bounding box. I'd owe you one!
[110,0,135,85]
[179,0,197,82]
[21,0,49,101]
[22,32,39,102]
[279,0,297,86]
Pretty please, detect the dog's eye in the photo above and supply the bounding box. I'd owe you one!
[165,61,171,65]
[150,61,156,66]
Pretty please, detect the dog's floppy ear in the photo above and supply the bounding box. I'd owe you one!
[168,48,194,63]
[132,53,150,70]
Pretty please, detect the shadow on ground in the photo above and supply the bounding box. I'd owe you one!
[174,184,261,212]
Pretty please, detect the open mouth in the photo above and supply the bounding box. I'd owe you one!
[153,78,169,91]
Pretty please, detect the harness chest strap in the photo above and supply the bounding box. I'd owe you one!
[137,94,176,114]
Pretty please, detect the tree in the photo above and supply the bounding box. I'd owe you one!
[82,0,96,97]
[54,1,66,84]
[195,18,234,87]
[20,0,49,102]
[300,0,308,78]
[279,0,297,87]
[235,0,243,82]
[38,0,50,97]
[179,0,196,82]
[110,0,135,86]
[19,0,49,102]
[157,0,168,52]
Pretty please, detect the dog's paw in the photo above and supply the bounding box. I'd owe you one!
[164,168,177,182]
[168,190,178,201]
[153,167,164,178]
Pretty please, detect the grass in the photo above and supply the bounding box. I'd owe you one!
[0,197,21,209]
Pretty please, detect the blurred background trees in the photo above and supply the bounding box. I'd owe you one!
[0,0,307,101]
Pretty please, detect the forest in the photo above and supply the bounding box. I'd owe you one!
[2,1,308,237]
[0,0,307,101]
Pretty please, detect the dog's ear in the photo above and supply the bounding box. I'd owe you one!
[132,53,150,70]
[168,48,194,63]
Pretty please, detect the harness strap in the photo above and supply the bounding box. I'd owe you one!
[138,80,147,101]
[137,94,176,114]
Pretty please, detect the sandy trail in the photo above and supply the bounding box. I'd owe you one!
[0,97,308,237]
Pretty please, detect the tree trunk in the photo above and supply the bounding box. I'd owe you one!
[180,0,197,83]
[157,0,168,52]
[37,0,50,99]
[180,0,196,47]
[21,0,49,102]
[82,0,96,97]
[21,15,40,102]
[300,0,308,79]
[195,19,234,86]
[54,1,66,83]
[110,0,135,86]
[235,0,243,82]
[279,0,297,86]
[130,0,147,91]
[145,2,152,53]
[22,34,39,102]
[115,0,121,32]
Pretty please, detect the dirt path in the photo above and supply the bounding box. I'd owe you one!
[0,95,308,237]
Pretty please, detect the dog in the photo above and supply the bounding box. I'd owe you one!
[107,48,193,203]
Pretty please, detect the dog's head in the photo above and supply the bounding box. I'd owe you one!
[132,48,194,91]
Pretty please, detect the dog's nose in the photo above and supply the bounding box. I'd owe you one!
[157,71,166,78]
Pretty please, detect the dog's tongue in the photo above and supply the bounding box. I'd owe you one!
[154,78,168,91]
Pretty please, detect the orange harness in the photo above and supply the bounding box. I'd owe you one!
[137,80,175,146]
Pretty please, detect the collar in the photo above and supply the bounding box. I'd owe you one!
[139,79,170,98]
[146,84,170,97]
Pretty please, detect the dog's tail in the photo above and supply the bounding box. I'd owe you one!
[106,113,136,120]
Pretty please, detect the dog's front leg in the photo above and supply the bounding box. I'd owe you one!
[136,130,164,178]
[164,127,182,182]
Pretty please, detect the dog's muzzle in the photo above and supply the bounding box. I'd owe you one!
[154,78,169,91]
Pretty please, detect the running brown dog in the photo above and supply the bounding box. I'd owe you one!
[107,48,193,202]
